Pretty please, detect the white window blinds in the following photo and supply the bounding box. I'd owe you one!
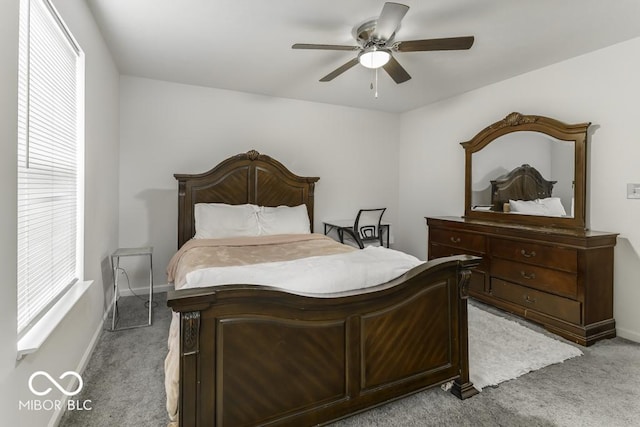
[17,0,84,334]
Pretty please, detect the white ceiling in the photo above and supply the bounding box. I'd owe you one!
[86,0,640,113]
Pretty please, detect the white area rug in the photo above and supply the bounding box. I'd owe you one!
[468,304,583,391]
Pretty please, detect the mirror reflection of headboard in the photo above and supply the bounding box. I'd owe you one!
[462,112,590,229]
[490,164,556,211]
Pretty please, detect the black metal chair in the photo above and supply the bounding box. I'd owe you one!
[337,208,386,249]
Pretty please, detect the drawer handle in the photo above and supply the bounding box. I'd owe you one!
[520,249,536,258]
[450,237,461,243]
[520,271,536,280]
[524,295,536,304]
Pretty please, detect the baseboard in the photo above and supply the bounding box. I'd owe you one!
[48,295,110,427]
[119,283,173,297]
[616,326,640,344]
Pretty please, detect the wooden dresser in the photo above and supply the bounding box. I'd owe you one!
[426,216,618,346]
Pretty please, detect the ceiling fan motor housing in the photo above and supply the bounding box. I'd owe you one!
[353,19,396,48]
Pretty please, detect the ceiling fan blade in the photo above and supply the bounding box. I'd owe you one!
[292,43,359,51]
[372,2,409,42]
[382,55,411,84]
[397,36,475,52]
[319,58,360,82]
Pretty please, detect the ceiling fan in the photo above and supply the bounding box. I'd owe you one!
[292,2,474,84]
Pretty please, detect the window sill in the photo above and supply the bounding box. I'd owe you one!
[17,280,94,360]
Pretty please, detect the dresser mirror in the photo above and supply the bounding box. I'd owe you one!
[461,112,589,229]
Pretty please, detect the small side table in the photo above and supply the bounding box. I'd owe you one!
[109,246,153,331]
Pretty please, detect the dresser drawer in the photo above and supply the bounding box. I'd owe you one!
[492,258,577,299]
[429,243,485,264]
[491,278,581,324]
[429,245,486,293]
[429,228,485,253]
[490,238,577,273]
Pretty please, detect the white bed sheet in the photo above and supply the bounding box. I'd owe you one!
[183,246,422,294]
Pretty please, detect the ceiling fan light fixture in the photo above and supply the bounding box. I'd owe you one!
[358,47,391,69]
[292,2,473,84]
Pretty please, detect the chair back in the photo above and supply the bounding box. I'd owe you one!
[354,208,386,245]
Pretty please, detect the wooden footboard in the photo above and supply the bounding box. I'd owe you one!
[167,254,480,426]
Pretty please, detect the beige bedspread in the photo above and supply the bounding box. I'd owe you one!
[165,233,356,426]
[167,233,355,289]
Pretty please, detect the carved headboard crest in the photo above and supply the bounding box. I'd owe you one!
[246,149,260,161]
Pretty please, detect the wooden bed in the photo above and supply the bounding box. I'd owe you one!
[166,150,480,427]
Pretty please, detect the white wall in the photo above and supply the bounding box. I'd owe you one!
[397,37,640,342]
[0,1,120,425]
[118,76,401,286]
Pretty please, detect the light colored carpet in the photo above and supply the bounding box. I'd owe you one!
[468,304,583,391]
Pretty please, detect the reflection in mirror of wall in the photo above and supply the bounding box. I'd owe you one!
[471,131,575,217]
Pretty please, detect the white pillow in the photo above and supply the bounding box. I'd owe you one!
[539,197,567,216]
[508,197,567,217]
[193,203,260,239]
[258,204,310,235]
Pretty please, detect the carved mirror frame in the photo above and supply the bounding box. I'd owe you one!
[461,112,590,229]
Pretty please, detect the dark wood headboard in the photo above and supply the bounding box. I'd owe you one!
[174,150,320,248]
[490,164,556,211]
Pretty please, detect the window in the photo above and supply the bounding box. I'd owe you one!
[17,0,84,335]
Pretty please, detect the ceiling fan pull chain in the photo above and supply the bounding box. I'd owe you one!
[370,67,374,93]
[374,67,379,98]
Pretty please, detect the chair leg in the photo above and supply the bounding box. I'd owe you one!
[343,228,364,249]
[353,233,365,249]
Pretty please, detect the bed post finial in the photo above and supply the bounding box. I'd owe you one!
[246,149,260,161]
